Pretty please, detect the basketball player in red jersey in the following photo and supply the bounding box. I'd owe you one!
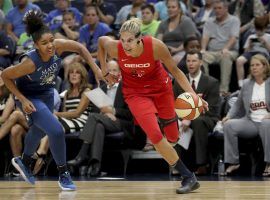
[98,18,208,194]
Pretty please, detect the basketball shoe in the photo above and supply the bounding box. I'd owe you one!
[11,157,35,185]
[58,171,76,191]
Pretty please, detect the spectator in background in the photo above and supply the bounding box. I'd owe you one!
[157,0,199,64]
[83,0,117,26]
[222,54,270,177]
[154,0,188,21]
[228,0,265,35]
[173,50,220,175]
[114,0,145,27]
[67,60,133,177]
[0,22,13,68]
[0,9,4,25]
[5,0,40,42]
[44,0,82,31]
[201,0,240,93]
[0,0,13,15]
[55,10,80,80]
[236,15,270,88]
[79,5,111,58]
[177,36,201,74]
[194,0,215,33]
[141,3,160,37]
[54,10,79,41]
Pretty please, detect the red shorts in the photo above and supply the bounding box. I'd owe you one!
[125,84,179,144]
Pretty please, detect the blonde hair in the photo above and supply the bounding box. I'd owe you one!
[120,18,142,36]
[67,62,92,96]
[250,54,270,80]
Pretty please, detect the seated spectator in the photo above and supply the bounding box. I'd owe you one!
[5,0,40,42]
[0,24,13,68]
[54,10,80,79]
[173,50,220,175]
[157,0,199,64]
[54,10,79,41]
[141,3,160,37]
[79,5,111,58]
[154,0,188,21]
[194,0,215,33]
[67,60,133,177]
[114,0,145,27]
[0,69,15,132]
[236,16,270,88]
[228,0,265,35]
[201,0,240,93]
[56,62,93,134]
[44,0,82,31]
[83,0,117,26]
[177,36,201,74]
[222,54,270,177]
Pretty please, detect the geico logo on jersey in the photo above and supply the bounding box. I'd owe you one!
[124,63,150,68]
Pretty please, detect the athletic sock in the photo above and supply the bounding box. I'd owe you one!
[58,164,68,174]
[172,159,193,178]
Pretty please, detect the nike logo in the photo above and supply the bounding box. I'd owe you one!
[37,67,42,71]
[121,59,128,62]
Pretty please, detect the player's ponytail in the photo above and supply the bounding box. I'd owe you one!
[23,10,51,42]
[120,18,142,38]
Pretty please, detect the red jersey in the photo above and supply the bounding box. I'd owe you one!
[118,36,170,96]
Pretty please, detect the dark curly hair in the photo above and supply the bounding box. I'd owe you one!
[23,10,51,42]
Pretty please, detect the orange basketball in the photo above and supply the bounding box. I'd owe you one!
[175,92,204,120]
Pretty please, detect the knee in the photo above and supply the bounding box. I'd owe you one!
[148,132,163,145]
[236,57,246,66]
[223,120,232,134]
[192,116,205,127]
[96,123,105,131]
[10,124,25,137]
[8,111,22,123]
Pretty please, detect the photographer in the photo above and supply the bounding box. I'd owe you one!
[236,15,270,88]
[84,0,117,26]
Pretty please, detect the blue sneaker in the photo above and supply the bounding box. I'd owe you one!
[58,172,76,191]
[11,157,35,185]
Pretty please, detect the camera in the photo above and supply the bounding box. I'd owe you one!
[250,38,259,43]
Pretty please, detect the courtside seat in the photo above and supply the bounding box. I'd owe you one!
[65,131,132,177]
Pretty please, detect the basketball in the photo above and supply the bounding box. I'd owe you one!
[175,92,204,120]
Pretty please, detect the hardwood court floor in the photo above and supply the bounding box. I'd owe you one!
[0,180,270,200]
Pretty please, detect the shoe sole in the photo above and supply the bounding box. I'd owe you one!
[176,182,200,194]
[11,158,35,185]
[58,181,76,191]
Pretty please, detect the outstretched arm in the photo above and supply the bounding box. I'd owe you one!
[55,39,105,84]
[97,36,118,83]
